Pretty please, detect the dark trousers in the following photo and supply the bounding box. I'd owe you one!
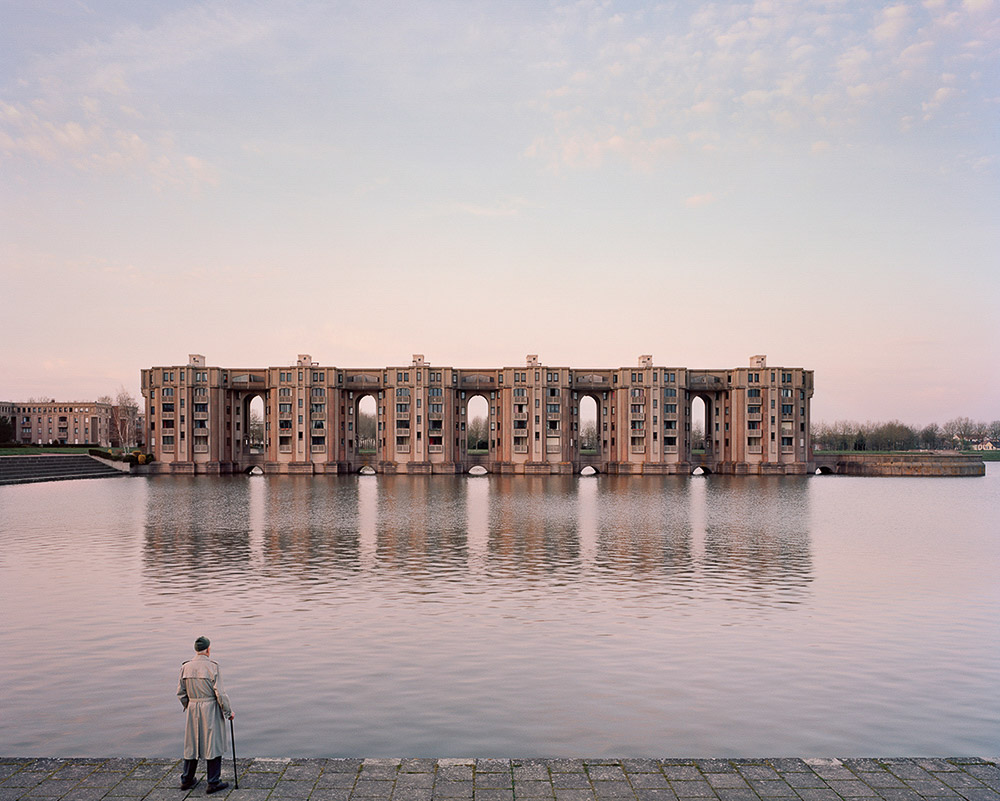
[181,756,222,785]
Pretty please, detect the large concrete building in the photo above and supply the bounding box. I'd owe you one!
[8,401,113,446]
[141,354,814,475]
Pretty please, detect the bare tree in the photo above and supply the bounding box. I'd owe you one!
[357,411,377,451]
[249,409,265,448]
[467,416,489,450]
[112,387,141,450]
[580,421,598,451]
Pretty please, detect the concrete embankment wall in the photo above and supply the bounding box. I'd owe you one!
[813,452,986,476]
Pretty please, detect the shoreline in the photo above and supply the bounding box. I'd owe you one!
[2,756,998,800]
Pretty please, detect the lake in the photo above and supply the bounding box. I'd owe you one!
[1,468,997,757]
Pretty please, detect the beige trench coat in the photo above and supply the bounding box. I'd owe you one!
[177,654,233,760]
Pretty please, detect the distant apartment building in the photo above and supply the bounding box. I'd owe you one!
[141,353,814,475]
[11,401,113,447]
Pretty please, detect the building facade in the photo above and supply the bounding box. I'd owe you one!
[141,354,814,475]
[10,401,113,446]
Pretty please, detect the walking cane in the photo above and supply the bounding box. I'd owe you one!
[229,717,239,789]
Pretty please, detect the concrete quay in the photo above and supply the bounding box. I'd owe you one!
[1,757,998,801]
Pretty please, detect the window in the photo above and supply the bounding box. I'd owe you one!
[748,388,761,398]
[664,388,676,397]
[396,403,409,414]
[782,404,794,415]
[630,388,642,397]
[748,372,760,383]
[782,372,792,383]
[748,405,761,414]
[782,388,793,398]
[428,387,442,396]
[396,388,410,397]
[546,404,559,413]
[311,403,325,414]
[781,436,794,446]
[163,387,174,397]
[664,404,676,413]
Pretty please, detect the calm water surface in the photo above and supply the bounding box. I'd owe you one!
[1,468,998,757]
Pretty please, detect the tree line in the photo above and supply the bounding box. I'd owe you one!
[812,417,999,452]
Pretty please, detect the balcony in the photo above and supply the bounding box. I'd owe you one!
[631,444,646,454]
[279,444,292,453]
[781,445,795,453]
[193,412,209,420]
[396,444,410,454]
[514,444,528,454]
[428,445,443,454]
[747,445,762,454]
[663,445,677,453]
[311,444,326,453]
[546,441,561,453]
[428,411,443,420]
[631,413,645,421]
[547,412,561,420]
[279,411,292,419]
[311,412,326,421]
[193,443,209,453]
[513,412,528,421]
[748,412,762,421]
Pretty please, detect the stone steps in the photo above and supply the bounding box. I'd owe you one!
[0,454,126,485]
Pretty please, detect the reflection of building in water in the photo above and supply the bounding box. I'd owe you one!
[371,477,469,573]
[700,477,813,599]
[488,476,581,575]
[142,478,253,595]
[141,353,814,476]
[593,476,695,577]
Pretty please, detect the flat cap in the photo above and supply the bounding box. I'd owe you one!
[194,636,210,652]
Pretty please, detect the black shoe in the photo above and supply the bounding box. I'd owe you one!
[206,781,229,794]
[180,777,199,791]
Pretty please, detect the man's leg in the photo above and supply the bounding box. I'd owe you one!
[206,756,230,793]
[180,759,199,789]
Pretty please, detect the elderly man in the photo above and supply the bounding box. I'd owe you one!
[177,636,234,793]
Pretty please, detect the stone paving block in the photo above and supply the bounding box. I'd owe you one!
[749,780,796,797]
[222,791,273,801]
[0,790,23,801]
[313,791,352,801]
[435,781,474,798]
[549,764,587,775]
[285,763,324,781]
[353,780,398,796]
[588,769,627,783]
[397,774,435,789]
[63,788,113,801]
[716,789,763,801]
[697,761,737,774]
[401,760,437,774]
[793,788,841,801]
[771,763,811,775]
[916,764,959,775]
[591,780,634,797]
[475,789,514,801]
[106,778,161,796]
[249,759,291,773]
[319,772,360,788]
[586,762,621,768]
[238,772,282,789]
[554,790,596,801]
[662,768,701,782]
[932,777,983,792]
[270,779,317,799]
[23,780,76,798]
[477,760,512,772]
[3,773,50,790]
[634,789,678,801]
[706,775,749,789]
[852,774,905,790]
[884,765,935,782]
[827,781,881,798]
[362,767,401,781]
[393,790,432,801]
[552,775,591,790]
[514,780,556,797]
[842,762,884,774]
[671,782,716,798]
[438,762,474,770]
[737,769,781,782]
[365,760,402,768]
[660,763,697,769]
[477,775,513,790]
[622,761,662,774]
[954,790,1000,801]
[326,761,364,773]
[629,774,670,789]
[780,773,827,790]
[873,789,924,801]
[514,766,551,782]
[439,769,475,783]
[963,769,1000,791]
[903,781,959,797]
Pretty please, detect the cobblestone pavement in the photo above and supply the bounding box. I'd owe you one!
[1,758,998,801]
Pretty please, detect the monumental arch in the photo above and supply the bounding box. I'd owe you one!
[141,353,814,475]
